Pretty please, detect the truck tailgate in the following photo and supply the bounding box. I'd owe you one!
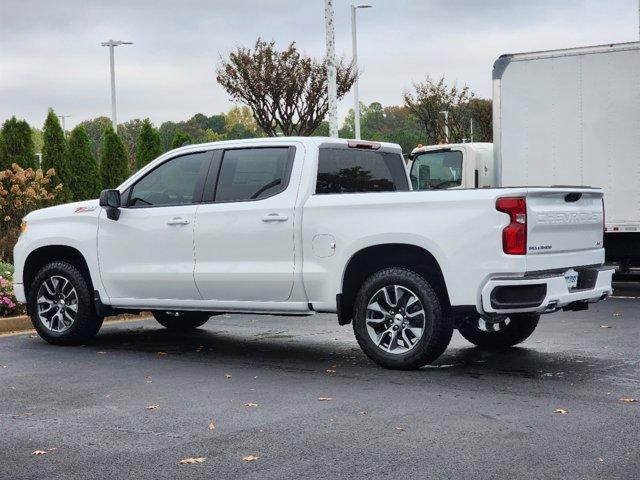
[526,188,604,256]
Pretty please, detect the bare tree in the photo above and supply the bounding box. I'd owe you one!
[403,77,475,144]
[216,39,357,136]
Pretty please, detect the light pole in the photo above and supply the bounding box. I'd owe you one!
[324,0,338,138]
[440,110,449,143]
[351,3,372,140]
[57,114,71,137]
[101,39,133,133]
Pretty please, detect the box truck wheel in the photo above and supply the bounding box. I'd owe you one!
[352,267,453,370]
[457,314,539,349]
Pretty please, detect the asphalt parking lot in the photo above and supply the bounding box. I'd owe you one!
[1,294,639,479]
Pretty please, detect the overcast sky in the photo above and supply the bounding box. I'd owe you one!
[1,0,638,130]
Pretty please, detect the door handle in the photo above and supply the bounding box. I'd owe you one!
[167,217,190,226]
[262,213,289,223]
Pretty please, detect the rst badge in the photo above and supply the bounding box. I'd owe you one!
[74,206,97,214]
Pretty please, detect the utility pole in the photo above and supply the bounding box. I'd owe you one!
[351,4,372,140]
[324,0,338,138]
[57,114,71,137]
[440,110,449,143]
[101,39,133,133]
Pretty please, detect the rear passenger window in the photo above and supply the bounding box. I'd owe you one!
[316,148,409,194]
[215,148,292,202]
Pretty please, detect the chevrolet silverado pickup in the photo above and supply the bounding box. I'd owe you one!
[13,137,614,369]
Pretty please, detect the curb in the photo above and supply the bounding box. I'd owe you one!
[0,313,152,335]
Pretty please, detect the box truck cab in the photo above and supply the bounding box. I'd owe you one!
[409,143,495,190]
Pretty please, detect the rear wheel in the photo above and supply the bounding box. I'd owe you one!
[352,267,453,370]
[28,261,103,345]
[457,314,540,349]
[153,311,211,331]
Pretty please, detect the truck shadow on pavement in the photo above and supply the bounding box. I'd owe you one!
[74,321,637,388]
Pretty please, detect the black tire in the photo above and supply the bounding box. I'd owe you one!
[28,261,103,345]
[153,311,211,331]
[457,314,540,349]
[352,267,453,370]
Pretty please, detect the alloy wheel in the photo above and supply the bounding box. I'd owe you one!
[36,275,78,333]
[366,285,425,354]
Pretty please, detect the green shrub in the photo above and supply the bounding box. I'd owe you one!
[100,125,129,189]
[68,126,101,200]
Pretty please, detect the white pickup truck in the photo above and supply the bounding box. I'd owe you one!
[13,137,613,369]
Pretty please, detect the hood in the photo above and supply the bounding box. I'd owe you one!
[25,199,101,222]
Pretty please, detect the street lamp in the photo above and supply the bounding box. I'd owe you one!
[351,3,372,140]
[101,39,133,133]
[440,110,449,143]
[324,1,338,138]
[57,114,71,137]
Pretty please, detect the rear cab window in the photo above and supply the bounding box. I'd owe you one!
[316,146,409,194]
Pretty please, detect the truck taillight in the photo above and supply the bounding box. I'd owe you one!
[496,197,527,255]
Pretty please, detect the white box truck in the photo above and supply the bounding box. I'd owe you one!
[409,42,640,266]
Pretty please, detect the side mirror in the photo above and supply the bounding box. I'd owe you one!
[99,189,121,220]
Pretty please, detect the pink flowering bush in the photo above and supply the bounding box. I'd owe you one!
[0,263,24,317]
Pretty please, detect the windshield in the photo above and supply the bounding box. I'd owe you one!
[410,150,463,190]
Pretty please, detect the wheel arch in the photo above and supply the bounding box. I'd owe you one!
[23,245,95,298]
[338,243,450,325]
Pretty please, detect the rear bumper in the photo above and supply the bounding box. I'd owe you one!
[480,267,614,315]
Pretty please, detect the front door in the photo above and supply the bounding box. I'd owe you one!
[98,151,212,302]
[194,146,298,302]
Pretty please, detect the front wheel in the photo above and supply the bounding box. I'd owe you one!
[352,267,453,370]
[28,261,103,345]
[152,311,211,331]
[457,314,540,349]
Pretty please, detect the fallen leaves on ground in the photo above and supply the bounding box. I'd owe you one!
[97,351,107,354]
[195,345,204,352]
[620,397,638,403]
[244,403,258,407]
[242,455,259,462]
[224,373,232,379]
[554,408,568,414]
[156,352,167,356]
[180,457,206,465]
[208,420,216,431]
[32,450,47,455]
[318,397,333,401]
[146,404,160,410]
[325,369,336,374]
[612,312,622,317]
[597,457,604,463]
[600,325,612,329]
[395,427,405,432]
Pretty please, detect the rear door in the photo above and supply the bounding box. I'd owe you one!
[193,146,299,302]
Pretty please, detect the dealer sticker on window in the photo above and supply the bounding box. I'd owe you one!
[564,269,579,289]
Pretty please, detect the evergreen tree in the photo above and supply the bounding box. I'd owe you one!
[171,131,192,149]
[135,119,162,170]
[42,109,72,201]
[67,126,101,200]
[0,116,37,170]
[99,125,129,189]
